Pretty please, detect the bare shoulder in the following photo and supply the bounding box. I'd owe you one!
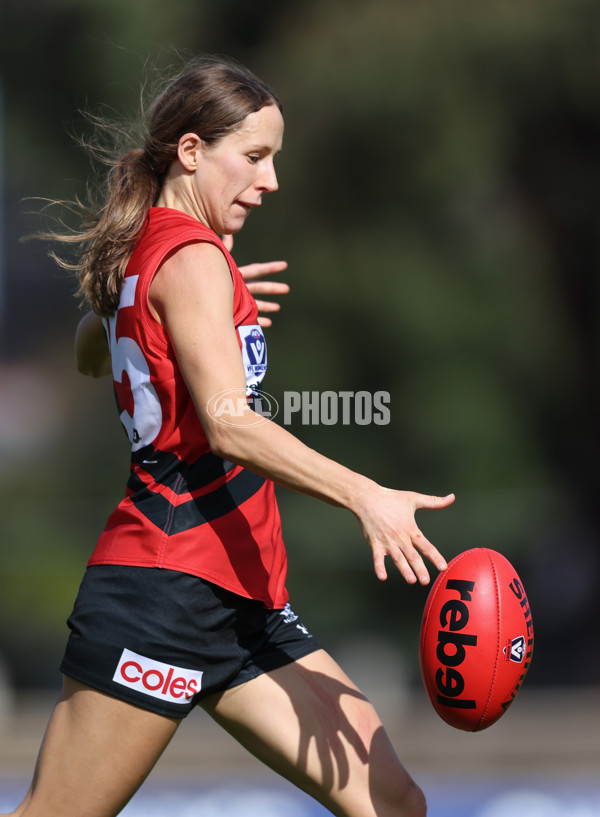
[150,240,233,321]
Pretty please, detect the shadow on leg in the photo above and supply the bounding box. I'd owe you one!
[201,649,426,817]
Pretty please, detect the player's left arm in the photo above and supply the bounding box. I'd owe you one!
[75,311,111,377]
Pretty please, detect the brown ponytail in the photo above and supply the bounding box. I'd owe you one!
[74,149,159,315]
[39,56,281,316]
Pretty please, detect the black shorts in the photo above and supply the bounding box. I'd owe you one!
[60,565,320,718]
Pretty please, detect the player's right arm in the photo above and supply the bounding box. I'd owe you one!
[150,242,454,586]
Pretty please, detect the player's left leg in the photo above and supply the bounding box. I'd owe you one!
[200,648,426,817]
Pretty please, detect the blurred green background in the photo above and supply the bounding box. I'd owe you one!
[0,0,599,695]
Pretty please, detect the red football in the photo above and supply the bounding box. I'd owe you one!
[419,548,533,731]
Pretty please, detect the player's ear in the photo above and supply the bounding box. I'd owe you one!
[177,133,203,172]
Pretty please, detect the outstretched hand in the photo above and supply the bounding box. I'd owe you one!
[354,486,455,585]
[222,234,289,327]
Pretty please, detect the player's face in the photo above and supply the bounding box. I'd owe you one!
[194,104,284,235]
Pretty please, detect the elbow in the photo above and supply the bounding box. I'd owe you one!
[206,430,235,462]
[76,361,95,377]
[204,422,246,464]
[78,367,105,378]
[76,356,112,378]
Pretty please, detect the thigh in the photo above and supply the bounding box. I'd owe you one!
[200,649,424,817]
[19,676,180,817]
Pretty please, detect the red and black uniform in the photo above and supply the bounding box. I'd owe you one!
[90,207,288,609]
[62,207,318,717]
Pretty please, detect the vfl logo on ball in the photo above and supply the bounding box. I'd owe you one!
[504,635,526,663]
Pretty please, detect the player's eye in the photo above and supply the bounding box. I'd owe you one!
[247,154,261,164]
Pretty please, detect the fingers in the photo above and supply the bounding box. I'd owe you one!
[219,235,288,283]
[372,538,428,584]
[253,294,286,328]
[253,299,282,314]
[372,546,389,582]
[370,491,455,585]
[409,529,447,578]
[373,534,437,585]
[413,492,456,510]
[246,279,290,327]
[239,260,288,281]
[256,300,282,328]
[240,267,290,327]
[245,280,290,296]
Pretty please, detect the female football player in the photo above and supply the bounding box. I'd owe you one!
[6,56,454,817]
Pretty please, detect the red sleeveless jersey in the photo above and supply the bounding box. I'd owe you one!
[88,207,288,608]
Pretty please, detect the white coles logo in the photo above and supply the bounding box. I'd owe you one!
[113,648,203,704]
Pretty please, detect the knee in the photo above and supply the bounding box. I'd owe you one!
[376,775,427,817]
[402,779,427,817]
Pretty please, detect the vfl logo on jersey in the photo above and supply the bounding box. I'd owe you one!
[113,648,203,704]
[239,324,267,384]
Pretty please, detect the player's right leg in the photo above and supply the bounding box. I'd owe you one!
[1,675,180,817]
